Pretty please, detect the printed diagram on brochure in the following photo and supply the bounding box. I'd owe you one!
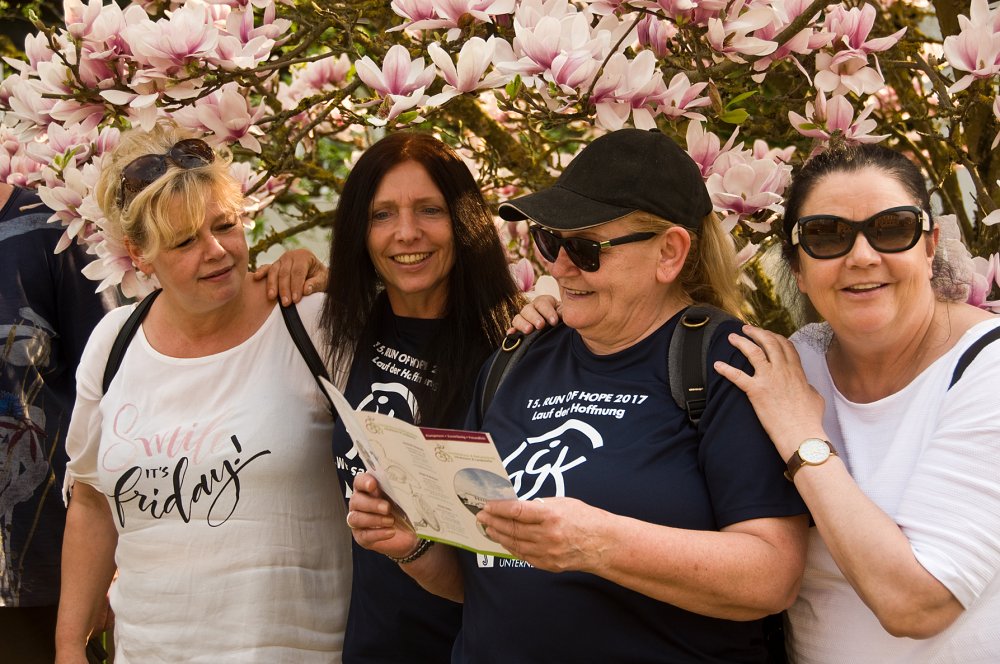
[319,377,517,557]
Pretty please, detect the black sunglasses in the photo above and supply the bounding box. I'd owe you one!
[117,138,215,210]
[791,205,932,259]
[529,225,656,272]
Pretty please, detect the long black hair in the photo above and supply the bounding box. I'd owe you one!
[320,132,525,425]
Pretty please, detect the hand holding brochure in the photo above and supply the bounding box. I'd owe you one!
[319,377,516,557]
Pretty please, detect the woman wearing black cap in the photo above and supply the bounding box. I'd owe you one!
[347,128,808,662]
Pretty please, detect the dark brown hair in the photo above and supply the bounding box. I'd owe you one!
[320,131,524,425]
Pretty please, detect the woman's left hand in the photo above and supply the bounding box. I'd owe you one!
[714,325,826,458]
[254,248,328,305]
[477,497,610,573]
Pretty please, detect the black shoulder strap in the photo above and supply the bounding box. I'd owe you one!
[479,324,560,421]
[949,325,1000,389]
[102,289,161,394]
[102,292,334,415]
[668,304,738,425]
[280,302,334,414]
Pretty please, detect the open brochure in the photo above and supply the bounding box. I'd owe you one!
[319,377,517,558]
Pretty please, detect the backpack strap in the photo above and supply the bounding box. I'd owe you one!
[102,289,161,394]
[668,304,737,425]
[280,301,335,414]
[478,324,560,422]
[949,325,1000,389]
[102,292,334,415]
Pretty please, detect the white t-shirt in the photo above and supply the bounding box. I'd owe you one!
[65,293,351,663]
[788,319,1000,664]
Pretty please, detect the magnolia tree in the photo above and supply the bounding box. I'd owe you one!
[1,0,999,330]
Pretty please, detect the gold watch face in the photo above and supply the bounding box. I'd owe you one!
[799,438,831,464]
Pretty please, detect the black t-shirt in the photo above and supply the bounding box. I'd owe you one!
[0,188,112,606]
[454,311,807,663]
[331,302,462,663]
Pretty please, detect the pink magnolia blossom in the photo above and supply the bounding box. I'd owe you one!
[685,121,742,177]
[649,0,701,21]
[391,0,440,24]
[706,2,779,62]
[36,163,95,250]
[656,72,710,121]
[124,3,219,74]
[170,82,266,152]
[993,95,1000,149]
[968,253,1000,313]
[943,0,1000,93]
[2,72,58,132]
[814,49,884,96]
[825,4,905,54]
[23,123,97,168]
[637,15,677,59]
[63,0,105,40]
[394,0,515,37]
[355,45,436,97]
[277,54,353,109]
[814,4,904,96]
[510,257,536,292]
[81,229,157,298]
[706,157,788,232]
[590,51,668,131]
[503,13,598,81]
[788,92,887,145]
[355,45,435,124]
[427,37,510,105]
[750,0,833,78]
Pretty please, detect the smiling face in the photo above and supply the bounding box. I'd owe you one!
[542,216,688,353]
[366,160,456,318]
[793,168,937,341]
[131,192,248,314]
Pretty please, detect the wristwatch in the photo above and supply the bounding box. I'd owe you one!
[784,438,836,481]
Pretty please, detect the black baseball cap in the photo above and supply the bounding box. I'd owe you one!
[498,128,712,231]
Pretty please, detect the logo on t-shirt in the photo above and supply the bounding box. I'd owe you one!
[502,419,603,500]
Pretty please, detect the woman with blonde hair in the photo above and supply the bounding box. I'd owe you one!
[346,128,808,662]
[55,121,351,663]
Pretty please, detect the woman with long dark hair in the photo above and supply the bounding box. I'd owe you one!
[278,132,523,662]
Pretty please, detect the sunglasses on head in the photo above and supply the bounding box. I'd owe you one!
[117,138,215,210]
[791,205,932,259]
[529,224,656,272]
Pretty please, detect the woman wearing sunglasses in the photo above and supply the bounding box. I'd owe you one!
[714,144,1000,661]
[55,122,352,663]
[347,128,808,662]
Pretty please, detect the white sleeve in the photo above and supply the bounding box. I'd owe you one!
[896,336,1000,608]
[62,305,134,503]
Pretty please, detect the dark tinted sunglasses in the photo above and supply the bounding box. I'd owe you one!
[791,205,932,259]
[117,138,215,210]
[529,224,656,272]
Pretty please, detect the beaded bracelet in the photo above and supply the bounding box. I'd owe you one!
[387,539,434,565]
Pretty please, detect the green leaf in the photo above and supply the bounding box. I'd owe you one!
[719,108,750,125]
[726,91,757,109]
[505,75,522,99]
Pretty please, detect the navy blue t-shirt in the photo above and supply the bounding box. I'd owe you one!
[1,188,113,607]
[454,311,806,663]
[331,303,462,663]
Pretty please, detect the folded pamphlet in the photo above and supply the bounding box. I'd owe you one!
[319,377,517,557]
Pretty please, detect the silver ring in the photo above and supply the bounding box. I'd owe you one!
[346,511,357,529]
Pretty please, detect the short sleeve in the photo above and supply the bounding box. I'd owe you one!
[897,334,1000,608]
[698,320,808,527]
[63,305,133,502]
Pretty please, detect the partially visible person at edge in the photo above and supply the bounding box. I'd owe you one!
[260,131,525,663]
[712,144,1000,662]
[55,121,352,663]
[0,182,116,663]
[344,128,809,663]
